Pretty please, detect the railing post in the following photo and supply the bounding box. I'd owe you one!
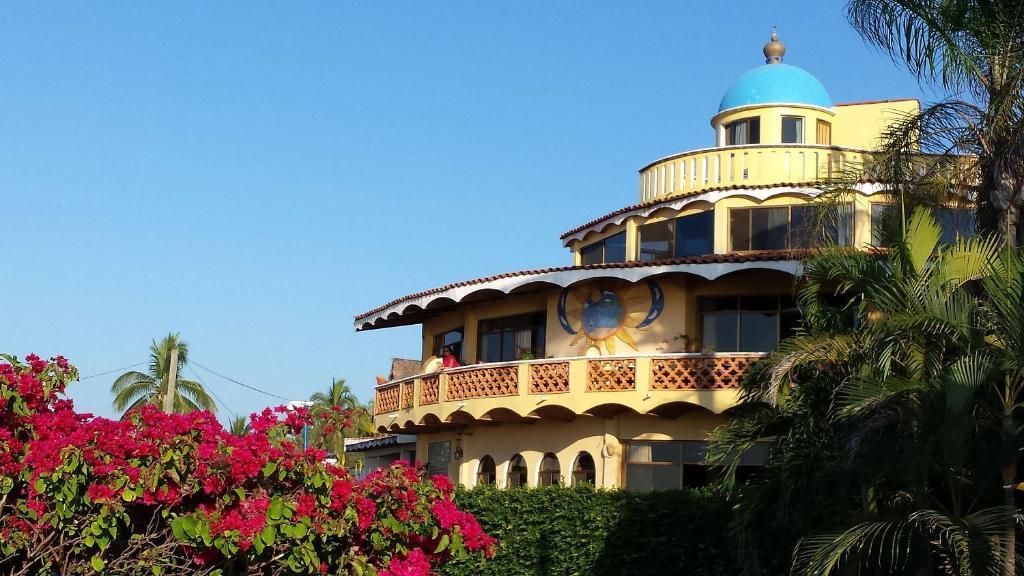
[518,363,530,397]
[635,356,652,396]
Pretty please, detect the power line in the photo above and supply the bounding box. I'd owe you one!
[186,364,238,420]
[80,362,147,380]
[191,360,290,402]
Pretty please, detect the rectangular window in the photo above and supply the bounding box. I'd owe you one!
[936,207,977,245]
[638,220,674,262]
[781,116,804,144]
[731,204,853,251]
[725,117,761,145]
[870,203,893,246]
[432,328,464,360]
[791,203,855,248]
[427,441,451,477]
[624,440,716,491]
[675,211,715,257]
[816,119,832,145]
[700,296,797,352]
[579,231,627,265]
[478,312,546,363]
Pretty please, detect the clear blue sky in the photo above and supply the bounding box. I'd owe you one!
[0,1,931,422]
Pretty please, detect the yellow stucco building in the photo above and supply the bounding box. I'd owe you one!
[354,33,966,490]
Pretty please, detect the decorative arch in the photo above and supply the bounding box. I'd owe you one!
[538,453,561,486]
[507,454,528,488]
[572,452,597,485]
[476,456,496,486]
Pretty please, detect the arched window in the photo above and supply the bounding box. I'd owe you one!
[539,453,561,486]
[507,454,528,488]
[572,452,596,485]
[477,456,496,486]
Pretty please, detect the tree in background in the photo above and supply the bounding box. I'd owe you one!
[308,379,374,467]
[228,415,249,436]
[110,333,216,416]
[847,0,1024,245]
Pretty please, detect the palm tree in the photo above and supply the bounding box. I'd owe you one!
[846,0,1024,246]
[710,209,1020,575]
[308,378,372,466]
[110,333,216,415]
[228,415,249,436]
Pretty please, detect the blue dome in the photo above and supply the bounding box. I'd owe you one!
[718,63,832,112]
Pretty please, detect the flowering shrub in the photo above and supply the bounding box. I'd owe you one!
[0,354,495,575]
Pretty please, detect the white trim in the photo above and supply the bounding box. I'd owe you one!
[355,260,803,331]
[710,102,836,126]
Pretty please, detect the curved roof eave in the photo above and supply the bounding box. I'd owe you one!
[354,252,808,331]
[560,181,886,246]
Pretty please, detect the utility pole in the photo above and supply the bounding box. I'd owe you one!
[162,346,179,414]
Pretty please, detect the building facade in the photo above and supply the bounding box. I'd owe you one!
[355,34,964,490]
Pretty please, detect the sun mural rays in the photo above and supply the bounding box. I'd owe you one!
[558,281,664,354]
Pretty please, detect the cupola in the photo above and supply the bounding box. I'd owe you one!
[717,30,832,114]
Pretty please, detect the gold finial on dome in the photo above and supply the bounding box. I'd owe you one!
[763,28,785,64]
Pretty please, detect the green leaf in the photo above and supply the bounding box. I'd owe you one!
[293,523,308,539]
[121,489,136,502]
[434,534,450,553]
[90,556,105,571]
[268,497,284,520]
[260,524,277,547]
[261,462,277,477]
[171,516,192,541]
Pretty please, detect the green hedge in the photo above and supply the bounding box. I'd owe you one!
[440,485,739,576]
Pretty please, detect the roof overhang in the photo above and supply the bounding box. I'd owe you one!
[560,182,887,246]
[354,252,808,331]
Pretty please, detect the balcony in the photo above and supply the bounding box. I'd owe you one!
[638,144,870,202]
[372,353,767,432]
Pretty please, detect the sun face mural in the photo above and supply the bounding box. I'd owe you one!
[558,280,664,354]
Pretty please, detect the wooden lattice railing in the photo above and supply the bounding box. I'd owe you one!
[650,355,758,390]
[375,383,401,414]
[529,362,570,394]
[587,359,636,391]
[446,366,518,400]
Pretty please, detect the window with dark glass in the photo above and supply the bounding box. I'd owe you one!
[477,455,496,485]
[572,452,596,485]
[731,204,853,251]
[427,441,451,477]
[676,211,715,257]
[432,327,464,360]
[735,443,770,484]
[791,204,854,248]
[725,117,761,145]
[624,440,716,491]
[579,231,627,265]
[872,204,976,247]
[478,312,546,363]
[781,116,804,144]
[870,203,894,246]
[539,453,561,486]
[700,296,798,352]
[507,454,528,488]
[936,208,976,245]
[816,120,832,145]
[638,212,715,261]
[639,220,674,261]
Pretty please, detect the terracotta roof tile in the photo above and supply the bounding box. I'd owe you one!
[354,249,812,322]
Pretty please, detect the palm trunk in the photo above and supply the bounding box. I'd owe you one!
[1004,405,1017,576]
